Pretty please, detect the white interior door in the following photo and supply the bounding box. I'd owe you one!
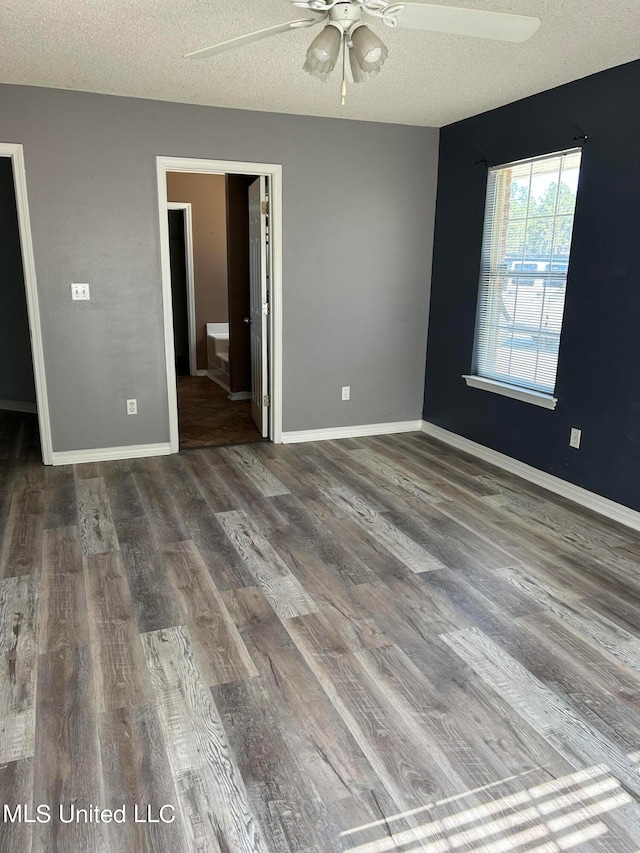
[248,176,269,437]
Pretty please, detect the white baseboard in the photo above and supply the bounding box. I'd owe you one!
[282,420,423,445]
[0,399,37,414]
[51,442,172,467]
[195,369,208,377]
[421,421,640,533]
[206,371,230,392]
[228,391,252,402]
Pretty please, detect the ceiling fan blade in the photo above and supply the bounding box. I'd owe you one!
[185,18,318,59]
[394,4,540,42]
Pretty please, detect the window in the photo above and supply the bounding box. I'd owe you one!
[465,149,582,408]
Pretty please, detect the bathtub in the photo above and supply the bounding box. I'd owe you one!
[206,323,230,390]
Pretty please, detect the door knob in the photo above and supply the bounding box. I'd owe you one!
[243,317,251,325]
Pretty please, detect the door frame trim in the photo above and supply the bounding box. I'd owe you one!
[157,156,283,450]
[0,143,53,464]
[166,201,197,377]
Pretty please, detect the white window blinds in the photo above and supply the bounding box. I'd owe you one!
[474,148,582,395]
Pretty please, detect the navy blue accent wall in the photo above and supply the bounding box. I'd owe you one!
[423,59,640,511]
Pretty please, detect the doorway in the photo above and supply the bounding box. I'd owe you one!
[157,157,283,452]
[0,144,52,464]
[166,172,266,448]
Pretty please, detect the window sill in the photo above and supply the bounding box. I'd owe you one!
[462,375,557,410]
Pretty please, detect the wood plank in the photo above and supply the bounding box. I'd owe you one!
[277,641,454,850]
[361,610,581,787]
[0,573,39,763]
[319,484,447,573]
[151,453,221,540]
[132,466,189,547]
[442,627,640,803]
[84,552,151,712]
[516,610,640,703]
[419,565,535,638]
[73,461,103,480]
[33,645,106,853]
[357,643,562,793]
[98,460,146,522]
[0,757,34,853]
[212,677,343,851]
[583,588,640,637]
[113,513,157,552]
[502,570,640,681]
[319,444,529,579]
[224,588,388,805]
[385,504,519,577]
[285,604,390,657]
[162,540,258,686]
[395,432,500,481]
[351,446,447,505]
[121,545,185,634]
[284,636,435,812]
[352,577,470,648]
[142,625,269,853]
[182,450,286,534]
[0,485,44,578]
[76,477,120,555]
[272,529,373,621]
[251,443,341,494]
[179,450,239,513]
[43,465,78,529]
[495,562,590,607]
[479,471,631,548]
[221,587,413,822]
[434,484,638,602]
[377,433,502,499]
[99,703,187,853]
[484,488,628,553]
[363,436,492,506]
[301,442,405,514]
[194,539,258,593]
[222,446,290,497]
[217,510,317,618]
[269,493,381,586]
[39,525,89,653]
[328,790,420,853]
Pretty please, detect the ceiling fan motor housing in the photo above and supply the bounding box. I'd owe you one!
[329,3,364,32]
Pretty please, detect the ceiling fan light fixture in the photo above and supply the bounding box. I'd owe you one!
[303,23,342,80]
[349,23,388,81]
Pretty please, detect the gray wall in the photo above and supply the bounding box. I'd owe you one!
[0,157,36,406]
[0,85,438,452]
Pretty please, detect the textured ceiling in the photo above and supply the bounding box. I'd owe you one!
[2,0,639,126]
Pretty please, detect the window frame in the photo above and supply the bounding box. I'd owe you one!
[464,147,582,409]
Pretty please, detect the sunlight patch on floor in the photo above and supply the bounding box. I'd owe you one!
[343,760,635,853]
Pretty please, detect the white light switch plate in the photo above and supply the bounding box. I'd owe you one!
[71,283,90,300]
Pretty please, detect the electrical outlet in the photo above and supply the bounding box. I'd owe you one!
[127,399,137,415]
[71,283,90,301]
[341,386,350,401]
[569,427,581,449]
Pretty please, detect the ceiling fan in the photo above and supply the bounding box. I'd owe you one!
[185,1,540,104]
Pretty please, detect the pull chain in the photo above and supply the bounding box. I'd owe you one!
[341,35,347,106]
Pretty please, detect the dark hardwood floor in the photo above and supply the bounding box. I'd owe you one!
[2,410,640,851]
[177,375,262,449]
